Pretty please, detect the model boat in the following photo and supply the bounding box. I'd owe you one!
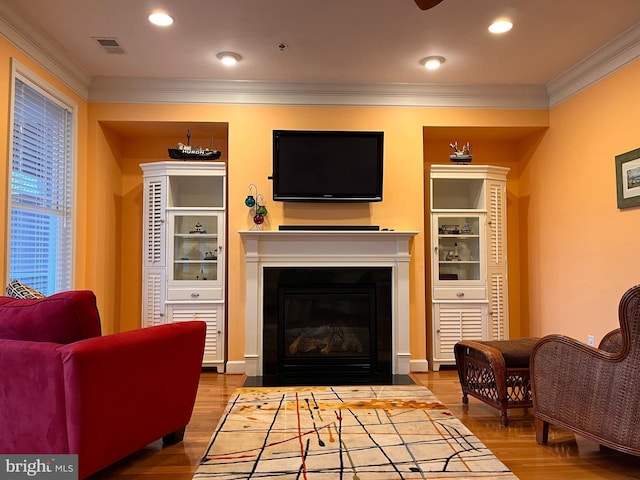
[449,141,472,163]
[449,154,472,163]
[168,130,222,160]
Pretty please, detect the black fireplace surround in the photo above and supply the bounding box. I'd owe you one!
[262,267,392,385]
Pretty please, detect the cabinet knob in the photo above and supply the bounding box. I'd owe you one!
[191,292,200,298]
[456,292,465,297]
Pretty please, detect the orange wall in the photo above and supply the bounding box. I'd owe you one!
[524,60,640,342]
[12,33,636,367]
[87,103,547,367]
[3,35,638,367]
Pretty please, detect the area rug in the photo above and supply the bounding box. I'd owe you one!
[194,385,518,479]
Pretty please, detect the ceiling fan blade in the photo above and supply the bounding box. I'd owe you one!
[414,0,445,10]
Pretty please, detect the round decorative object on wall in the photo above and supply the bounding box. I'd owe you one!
[245,184,268,230]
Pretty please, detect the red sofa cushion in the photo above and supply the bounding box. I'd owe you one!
[0,290,101,344]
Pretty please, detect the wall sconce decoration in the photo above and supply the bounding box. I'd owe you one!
[245,184,268,230]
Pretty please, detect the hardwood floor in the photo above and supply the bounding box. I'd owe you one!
[91,369,640,479]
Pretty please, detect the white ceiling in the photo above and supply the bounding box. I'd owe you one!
[3,0,640,105]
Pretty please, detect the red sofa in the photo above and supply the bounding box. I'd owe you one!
[0,290,206,479]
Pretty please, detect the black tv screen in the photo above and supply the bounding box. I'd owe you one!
[272,130,384,202]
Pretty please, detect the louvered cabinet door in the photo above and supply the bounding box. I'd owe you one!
[432,303,486,370]
[487,179,508,339]
[488,268,509,340]
[142,268,165,328]
[487,180,507,268]
[168,303,225,371]
[142,175,166,267]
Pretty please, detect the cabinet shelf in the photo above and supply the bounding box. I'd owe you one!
[167,207,222,212]
[439,261,480,264]
[174,259,218,264]
[431,208,488,214]
[174,233,218,238]
[438,234,479,238]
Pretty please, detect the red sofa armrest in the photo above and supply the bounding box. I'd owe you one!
[0,339,71,454]
[58,321,206,478]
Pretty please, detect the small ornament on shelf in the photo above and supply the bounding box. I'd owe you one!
[245,184,268,230]
[449,141,473,163]
[189,222,207,234]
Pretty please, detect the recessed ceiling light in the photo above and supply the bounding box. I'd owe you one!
[420,56,446,71]
[148,12,174,27]
[216,52,242,66]
[489,19,513,34]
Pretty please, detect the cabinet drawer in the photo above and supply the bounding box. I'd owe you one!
[167,287,222,301]
[433,287,485,300]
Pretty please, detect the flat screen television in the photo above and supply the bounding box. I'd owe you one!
[271,130,384,202]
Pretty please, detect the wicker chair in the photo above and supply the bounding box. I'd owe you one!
[530,284,640,456]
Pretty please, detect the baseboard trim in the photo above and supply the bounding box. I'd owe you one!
[410,359,429,373]
[224,361,246,374]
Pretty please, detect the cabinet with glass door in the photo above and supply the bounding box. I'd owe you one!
[429,164,509,371]
[434,214,483,285]
[141,161,226,370]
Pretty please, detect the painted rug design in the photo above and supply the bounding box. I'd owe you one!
[194,385,518,479]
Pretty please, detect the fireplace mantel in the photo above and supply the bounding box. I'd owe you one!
[239,230,418,377]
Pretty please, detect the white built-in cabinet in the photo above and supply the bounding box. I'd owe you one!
[429,164,509,371]
[140,161,226,371]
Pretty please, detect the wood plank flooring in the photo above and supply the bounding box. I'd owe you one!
[90,369,640,479]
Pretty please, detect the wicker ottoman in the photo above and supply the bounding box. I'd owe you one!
[454,338,538,426]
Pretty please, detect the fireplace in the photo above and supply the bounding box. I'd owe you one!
[263,267,392,383]
[238,230,418,381]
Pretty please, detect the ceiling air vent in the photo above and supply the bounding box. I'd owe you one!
[93,37,127,55]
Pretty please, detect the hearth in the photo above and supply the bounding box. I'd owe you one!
[263,267,392,384]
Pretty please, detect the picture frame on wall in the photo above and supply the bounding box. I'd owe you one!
[615,147,640,209]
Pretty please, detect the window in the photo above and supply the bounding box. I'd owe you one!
[9,65,75,295]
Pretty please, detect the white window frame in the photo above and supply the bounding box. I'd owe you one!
[7,59,77,294]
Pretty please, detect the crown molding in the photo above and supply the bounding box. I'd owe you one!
[1,0,638,109]
[0,2,90,99]
[88,77,549,109]
[547,21,640,107]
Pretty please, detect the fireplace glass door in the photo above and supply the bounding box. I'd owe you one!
[281,287,374,374]
[263,267,392,384]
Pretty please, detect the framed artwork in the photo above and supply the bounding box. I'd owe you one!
[615,147,640,209]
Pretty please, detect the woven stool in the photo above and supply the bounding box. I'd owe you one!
[454,338,538,426]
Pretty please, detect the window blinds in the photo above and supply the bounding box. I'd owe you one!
[10,77,73,295]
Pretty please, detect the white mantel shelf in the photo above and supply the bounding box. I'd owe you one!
[238,229,418,377]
